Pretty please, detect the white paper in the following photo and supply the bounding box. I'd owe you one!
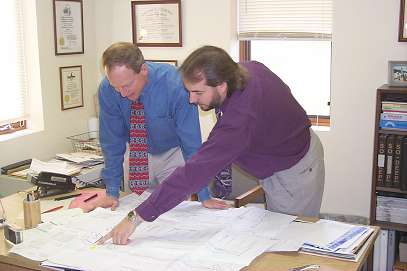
[10,195,371,270]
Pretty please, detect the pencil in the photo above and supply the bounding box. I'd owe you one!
[54,193,82,201]
[42,206,64,214]
[84,193,98,203]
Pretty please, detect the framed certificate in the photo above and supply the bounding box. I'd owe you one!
[145,59,178,66]
[400,0,407,42]
[131,0,182,47]
[59,66,84,110]
[53,0,84,55]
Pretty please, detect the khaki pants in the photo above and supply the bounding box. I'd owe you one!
[123,146,185,193]
[259,129,325,216]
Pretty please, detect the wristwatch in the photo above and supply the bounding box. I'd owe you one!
[127,210,143,226]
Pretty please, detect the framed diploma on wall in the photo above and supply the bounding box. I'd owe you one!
[400,0,407,42]
[145,59,178,66]
[131,0,182,47]
[59,66,84,110]
[53,0,84,55]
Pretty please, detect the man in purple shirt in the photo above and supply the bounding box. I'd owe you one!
[99,45,325,245]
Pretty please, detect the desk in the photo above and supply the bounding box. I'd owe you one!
[0,192,379,271]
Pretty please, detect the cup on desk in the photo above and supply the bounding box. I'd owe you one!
[23,192,41,229]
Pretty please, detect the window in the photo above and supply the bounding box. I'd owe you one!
[0,0,28,134]
[238,0,332,126]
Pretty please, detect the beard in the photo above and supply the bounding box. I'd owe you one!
[199,91,223,111]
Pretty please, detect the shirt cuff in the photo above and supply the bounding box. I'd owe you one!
[106,186,120,199]
[197,187,211,202]
[136,200,160,222]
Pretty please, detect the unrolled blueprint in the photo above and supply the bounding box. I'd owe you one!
[10,193,296,271]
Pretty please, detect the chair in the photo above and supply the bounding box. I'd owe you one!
[234,185,265,208]
[191,165,266,208]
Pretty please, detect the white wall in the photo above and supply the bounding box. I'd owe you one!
[319,0,406,217]
[1,0,405,219]
[93,0,236,140]
[0,0,98,166]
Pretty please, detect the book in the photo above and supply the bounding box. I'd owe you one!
[382,101,407,112]
[377,134,388,187]
[385,135,396,187]
[393,136,404,189]
[379,230,389,271]
[387,230,396,271]
[380,119,407,130]
[373,233,381,271]
[381,112,407,121]
[401,138,407,191]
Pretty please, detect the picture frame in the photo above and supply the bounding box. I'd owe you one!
[145,59,178,67]
[53,0,84,55]
[400,0,407,42]
[131,0,182,47]
[59,66,84,110]
[388,61,407,87]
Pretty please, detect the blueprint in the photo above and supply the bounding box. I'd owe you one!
[10,192,297,271]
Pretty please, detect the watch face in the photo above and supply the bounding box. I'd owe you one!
[127,211,136,222]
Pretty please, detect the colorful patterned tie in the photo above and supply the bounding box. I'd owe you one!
[128,101,149,194]
[213,109,233,199]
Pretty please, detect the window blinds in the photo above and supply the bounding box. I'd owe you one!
[238,0,333,40]
[0,0,28,125]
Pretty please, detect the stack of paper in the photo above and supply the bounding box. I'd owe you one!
[72,163,104,187]
[56,152,104,167]
[376,195,407,224]
[54,152,104,187]
[300,220,373,261]
[29,159,82,176]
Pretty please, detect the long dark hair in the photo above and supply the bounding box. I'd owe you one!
[180,46,248,96]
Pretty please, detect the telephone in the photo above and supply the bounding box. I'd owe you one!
[31,171,75,197]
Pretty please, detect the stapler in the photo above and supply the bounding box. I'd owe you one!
[31,172,76,198]
[1,159,32,175]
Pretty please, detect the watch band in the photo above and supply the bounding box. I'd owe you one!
[127,210,143,226]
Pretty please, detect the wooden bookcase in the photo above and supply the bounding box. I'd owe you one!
[370,84,407,232]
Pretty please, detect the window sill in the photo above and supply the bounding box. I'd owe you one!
[0,128,39,142]
[312,125,330,132]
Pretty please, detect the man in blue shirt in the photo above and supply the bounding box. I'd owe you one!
[88,42,227,211]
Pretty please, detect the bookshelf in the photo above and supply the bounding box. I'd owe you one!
[370,84,407,232]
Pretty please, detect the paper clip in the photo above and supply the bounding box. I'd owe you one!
[288,264,320,271]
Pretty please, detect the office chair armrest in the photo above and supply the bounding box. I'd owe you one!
[234,185,265,208]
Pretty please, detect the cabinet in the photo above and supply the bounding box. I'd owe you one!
[370,84,407,232]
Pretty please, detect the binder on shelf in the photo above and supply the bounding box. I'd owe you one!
[401,138,407,191]
[393,135,404,189]
[385,135,395,187]
[381,112,407,121]
[380,119,407,130]
[373,229,388,271]
[387,230,396,271]
[377,134,388,187]
[382,101,407,112]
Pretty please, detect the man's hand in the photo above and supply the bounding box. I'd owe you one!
[97,211,143,245]
[82,195,119,212]
[201,198,230,209]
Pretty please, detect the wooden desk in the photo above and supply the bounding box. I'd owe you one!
[0,192,379,271]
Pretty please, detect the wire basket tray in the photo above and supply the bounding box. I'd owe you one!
[67,131,102,155]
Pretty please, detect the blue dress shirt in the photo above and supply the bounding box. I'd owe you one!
[98,62,210,201]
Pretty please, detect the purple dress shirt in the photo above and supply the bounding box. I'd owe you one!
[136,61,311,221]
